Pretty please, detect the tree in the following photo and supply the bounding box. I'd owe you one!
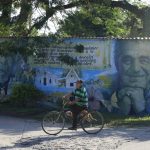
[111,0,150,36]
[58,6,141,37]
[0,0,150,36]
[0,0,97,36]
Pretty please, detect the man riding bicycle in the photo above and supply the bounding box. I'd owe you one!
[63,80,88,130]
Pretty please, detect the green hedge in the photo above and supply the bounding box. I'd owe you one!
[9,84,44,107]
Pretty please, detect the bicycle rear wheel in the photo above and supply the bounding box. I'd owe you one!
[81,111,104,134]
[41,111,65,135]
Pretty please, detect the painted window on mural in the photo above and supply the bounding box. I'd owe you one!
[70,83,74,87]
[49,78,51,84]
[43,77,47,86]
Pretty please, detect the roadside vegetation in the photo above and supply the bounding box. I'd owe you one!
[1,99,150,127]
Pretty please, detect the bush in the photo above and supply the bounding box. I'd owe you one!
[9,84,45,107]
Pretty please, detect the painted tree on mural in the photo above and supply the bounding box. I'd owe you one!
[0,0,150,36]
[0,54,22,95]
[0,38,50,95]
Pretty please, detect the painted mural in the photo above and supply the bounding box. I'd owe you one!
[0,53,33,94]
[114,40,150,115]
[0,37,150,115]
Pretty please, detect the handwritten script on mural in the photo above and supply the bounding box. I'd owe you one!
[31,41,111,69]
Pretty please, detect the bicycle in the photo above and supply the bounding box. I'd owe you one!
[41,98,104,135]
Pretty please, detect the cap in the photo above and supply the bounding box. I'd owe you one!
[76,80,83,84]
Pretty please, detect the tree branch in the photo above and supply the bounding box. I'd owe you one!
[0,0,13,24]
[17,0,32,23]
[32,0,144,32]
[30,0,82,31]
[111,1,144,18]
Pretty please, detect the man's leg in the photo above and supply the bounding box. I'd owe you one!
[72,105,87,127]
[72,110,78,129]
[69,105,81,130]
[72,105,78,129]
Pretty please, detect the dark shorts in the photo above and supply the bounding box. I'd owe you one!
[70,104,88,112]
[64,103,88,112]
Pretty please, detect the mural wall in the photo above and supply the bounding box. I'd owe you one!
[114,40,150,115]
[0,37,150,115]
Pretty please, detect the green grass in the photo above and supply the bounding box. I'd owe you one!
[1,102,150,126]
[103,112,150,127]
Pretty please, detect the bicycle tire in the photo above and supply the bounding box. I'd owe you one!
[41,111,65,135]
[81,111,104,134]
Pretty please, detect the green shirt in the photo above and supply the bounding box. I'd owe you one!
[72,86,88,107]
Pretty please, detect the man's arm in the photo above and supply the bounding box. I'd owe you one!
[117,87,145,114]
[63,93,72,99]
[68,98,80,105]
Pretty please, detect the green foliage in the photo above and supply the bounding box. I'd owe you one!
[9,84,45,107]
[103,112,150,127]
[0,24,11,36]
[58,6,141,37]
[124,11,142,37]
[0,37,50,57]
[0,23,38,37]
[0,0,150,36]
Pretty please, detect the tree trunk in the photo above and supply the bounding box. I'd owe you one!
[142,9,150,36]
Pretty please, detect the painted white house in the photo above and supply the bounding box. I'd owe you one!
[38,71,58,86]
[65,68,80,88]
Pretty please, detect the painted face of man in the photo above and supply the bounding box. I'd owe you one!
[117,40,150,89]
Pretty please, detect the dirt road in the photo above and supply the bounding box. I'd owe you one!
[0,116,150,150]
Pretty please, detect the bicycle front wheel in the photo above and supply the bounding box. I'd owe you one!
[41,111,65,135]
[81,111,104,134]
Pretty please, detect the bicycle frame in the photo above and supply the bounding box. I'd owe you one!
[61,98,90,123]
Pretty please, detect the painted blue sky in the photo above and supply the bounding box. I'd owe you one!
[35,66,107,80]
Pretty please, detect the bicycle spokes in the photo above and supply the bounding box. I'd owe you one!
[42,111,65,135]
[81,111,104,134]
